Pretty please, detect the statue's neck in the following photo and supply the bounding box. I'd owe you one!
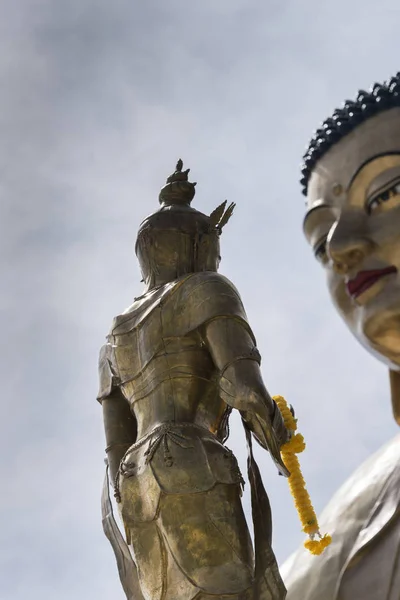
[144,268,181,292]
[144,267,218,293]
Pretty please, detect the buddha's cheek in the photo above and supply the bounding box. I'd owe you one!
[327,266,400,362]
[362,273,400,340]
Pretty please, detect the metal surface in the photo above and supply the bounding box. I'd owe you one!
[101,463,144,600]
[282,435,400,599]
[283,91,400,599]
[97,161,288,599]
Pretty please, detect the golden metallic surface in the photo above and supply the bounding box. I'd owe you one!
[98,161,288,599]
[283,103,400,598]
[389,369,400,426]
[281,435,400,599]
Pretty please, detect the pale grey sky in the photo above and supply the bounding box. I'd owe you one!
[1,1,400,598]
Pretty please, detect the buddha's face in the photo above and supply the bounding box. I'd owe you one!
[304,109,400,369]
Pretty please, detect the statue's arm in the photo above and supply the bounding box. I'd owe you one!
[97,344,137,484]
[203,317,289,472]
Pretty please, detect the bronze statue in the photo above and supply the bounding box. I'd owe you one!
[282,74,400,599]
[97,160,290,600]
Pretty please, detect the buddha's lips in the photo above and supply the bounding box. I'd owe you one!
[346,266,398,298]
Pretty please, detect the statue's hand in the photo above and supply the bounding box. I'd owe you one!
[272,400,292,447]
[274,402,297,476]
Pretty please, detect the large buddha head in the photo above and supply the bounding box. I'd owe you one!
[135,160,235,290]
[301,74,400,425]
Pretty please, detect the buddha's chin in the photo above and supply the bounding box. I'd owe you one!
[358,307,400,369]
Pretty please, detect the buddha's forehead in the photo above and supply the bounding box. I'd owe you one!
[307,107,400,209]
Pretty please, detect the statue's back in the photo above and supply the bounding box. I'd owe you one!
[98,161,288,600]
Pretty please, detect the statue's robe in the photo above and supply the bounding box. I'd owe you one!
[99,272,286,600]
[281,434,400,600]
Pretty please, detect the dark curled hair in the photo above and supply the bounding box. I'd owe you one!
[300,73,400,196]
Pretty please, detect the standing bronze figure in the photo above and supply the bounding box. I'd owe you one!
[97,160,289,600]
[282,74,400,599]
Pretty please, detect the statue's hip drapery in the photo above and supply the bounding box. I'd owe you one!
[114,422,285,599]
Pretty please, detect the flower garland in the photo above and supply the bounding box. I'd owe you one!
[273,395,332,556]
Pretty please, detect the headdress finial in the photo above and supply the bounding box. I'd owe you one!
[159,159,197,206]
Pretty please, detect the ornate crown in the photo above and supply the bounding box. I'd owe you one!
[135,160,236,286]
[159,158,197,206]
[156,159,236,233]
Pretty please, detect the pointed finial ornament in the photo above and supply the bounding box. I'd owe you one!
[159,159,197,206]
[156,158,235,234]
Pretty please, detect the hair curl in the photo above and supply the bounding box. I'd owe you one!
[300,73,400,196]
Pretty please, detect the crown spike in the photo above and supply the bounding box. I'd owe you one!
[160,159,197,206]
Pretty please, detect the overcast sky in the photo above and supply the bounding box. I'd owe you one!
[2,1,400,598]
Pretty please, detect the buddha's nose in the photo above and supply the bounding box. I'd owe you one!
[328,218,373,275]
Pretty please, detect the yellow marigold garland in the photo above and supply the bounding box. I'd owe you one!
[273,395,332,556]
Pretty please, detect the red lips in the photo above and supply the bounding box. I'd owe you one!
[346,266,397,298]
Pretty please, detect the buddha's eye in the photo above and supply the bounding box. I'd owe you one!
[314,238,328,263]
[366,180,400,215]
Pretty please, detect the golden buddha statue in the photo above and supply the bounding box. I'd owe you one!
[281,75,400,599]
[97,160,290,600]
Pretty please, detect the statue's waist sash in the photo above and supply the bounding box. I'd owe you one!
[118,422,243,523]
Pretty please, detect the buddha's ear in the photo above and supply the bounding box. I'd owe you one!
[389,369,400,426]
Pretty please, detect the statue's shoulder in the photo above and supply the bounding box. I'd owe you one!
[107,272,247,338]
[171,271,243,306]
[319,433,400,530]
[336,433,400,562]
[167,271,248,333]
[109,281,180,336]
[281,434,400,599]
